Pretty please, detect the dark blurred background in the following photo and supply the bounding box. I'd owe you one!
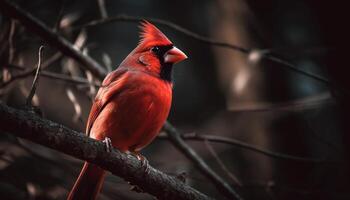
[1,0,349,199]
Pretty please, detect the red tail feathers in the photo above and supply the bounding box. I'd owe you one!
[67,162,106,200]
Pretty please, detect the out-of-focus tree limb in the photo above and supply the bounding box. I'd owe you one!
[81,15,250,53]
[96,0,108,19]
[163,122,243,200]
[0,103,213,200]
[3,64,100,87]
[203,139,243,186]
[227,92,334,113]
[25,46,44,106]
[158,133,340,163]
[0,0,107,80]
[80,14,334,87]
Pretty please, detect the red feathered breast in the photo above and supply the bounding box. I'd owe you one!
[88,70,172,152]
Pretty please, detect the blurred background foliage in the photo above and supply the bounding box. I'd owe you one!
[0,0,349,199]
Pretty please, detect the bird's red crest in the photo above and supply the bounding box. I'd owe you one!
[139,20,172,47]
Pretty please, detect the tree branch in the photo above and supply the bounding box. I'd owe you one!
[227,92,333,112]
[0,103,213,200]
[96,0,108,19]
[40,70,100,86]
[81,15,250,53]
[26,45,44,106]
[79,14,334,87]
[203,139,242,186]
[3,64,100,87]
[163,122,243,200]
[8,19,16,63]
[53,0,67,32]
[158,133,339,163]
[0,0,107,80]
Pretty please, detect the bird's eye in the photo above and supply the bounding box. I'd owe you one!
[151,46,160,53]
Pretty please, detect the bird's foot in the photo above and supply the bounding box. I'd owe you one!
[131,151,151,174]
[102,137,112,152]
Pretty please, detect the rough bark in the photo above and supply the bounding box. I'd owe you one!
[0,103,213,200]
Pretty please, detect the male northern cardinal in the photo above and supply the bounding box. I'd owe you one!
[67,21,187,200]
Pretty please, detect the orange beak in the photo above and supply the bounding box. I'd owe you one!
[164,46,188,64]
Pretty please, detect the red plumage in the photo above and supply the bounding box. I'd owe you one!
[67,21,187,200]
[139,20,172,47]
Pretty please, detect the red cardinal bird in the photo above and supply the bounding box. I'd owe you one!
[67,21,187,200]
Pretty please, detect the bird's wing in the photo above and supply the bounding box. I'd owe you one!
[86,68,129,136]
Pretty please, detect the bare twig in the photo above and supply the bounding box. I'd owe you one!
[53,0,67,32]
[1,66,38,88]
[26,46,44,106]
[265,55,330,84]
[81,15,249,52]
[165,133,340,163]
[0,0,107,79]
[259,46,330,57]
[2,64,99,88]
[203,139,242,186]
[79,14,334,87]
[41,52,62,70]
[0,20,11,57]
[1,68,11,83]
[85,70,98,98]
[8,19,16,63]
[66,88,83,123]
[228,92,334,112]
[3,51,62,87]
[41,71,100,86]
[0,103,213,200]
[59,12,82,30]
[1,37,82,89]
[163,122,243,200]
[97,0,108,19]
[102,52,113,72]
[4,64,100,87]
